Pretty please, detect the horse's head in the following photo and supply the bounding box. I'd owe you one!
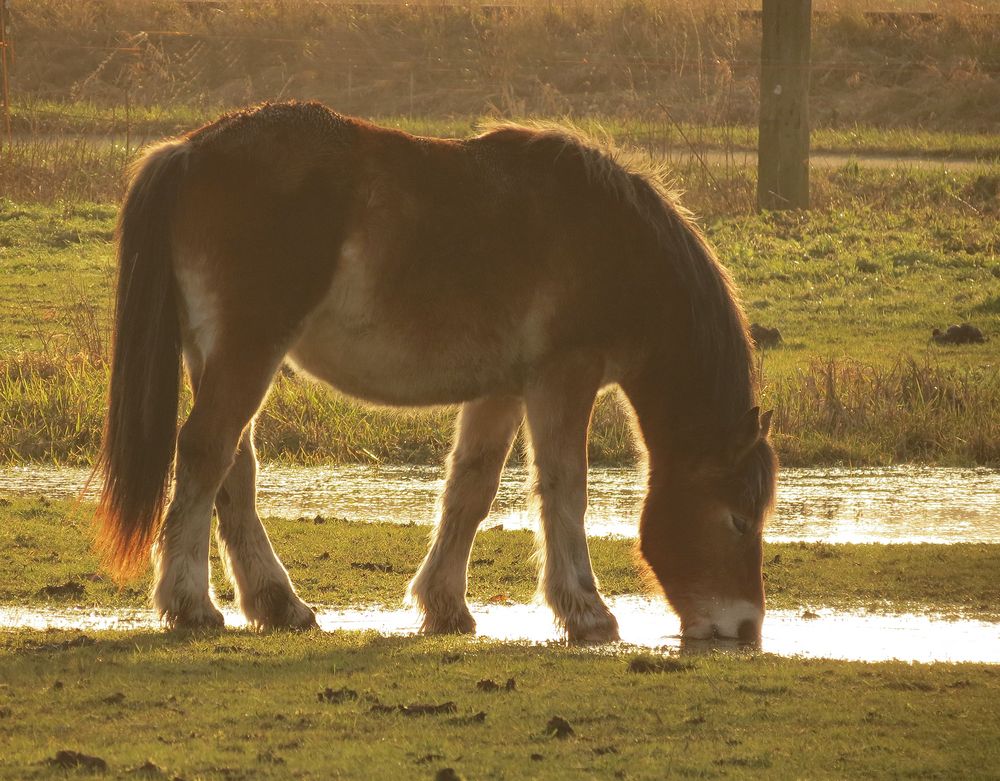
[639,407,777,642]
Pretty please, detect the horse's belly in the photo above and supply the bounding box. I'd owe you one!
[289,322,509,406]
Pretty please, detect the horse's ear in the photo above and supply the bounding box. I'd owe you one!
[729,406,764,466]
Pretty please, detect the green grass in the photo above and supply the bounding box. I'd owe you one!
[3,497,998,619]
[14,102,1000,160]
[1,628,998,780]
[0,632,1000,780]
[2,171,998,467]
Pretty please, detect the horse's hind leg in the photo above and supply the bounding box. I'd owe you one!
[153,350,279,629]
[215,425,317,630]
[525,353,620,644]
[408,395,523,634]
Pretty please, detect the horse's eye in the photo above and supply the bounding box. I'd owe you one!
[731,515,750,535]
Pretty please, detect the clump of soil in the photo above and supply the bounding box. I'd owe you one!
[370,700,457,716]
[475,677,516,692]
[750,323,784,349]
[317,687,358,704]
[349,561,394,573]
[932,323,986,345]
[628,655,692,674]
[546,715,575,739]
[47,750,108,771]
[37,580,85,599]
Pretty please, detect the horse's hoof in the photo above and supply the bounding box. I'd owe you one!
[565,612,620,645]
[164,604,226,631]
[244,585,318,631]
[420,608,477,636]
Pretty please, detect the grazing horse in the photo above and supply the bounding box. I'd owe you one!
[96,101,776,643]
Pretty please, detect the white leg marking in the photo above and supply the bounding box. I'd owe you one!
[408,396,522,634]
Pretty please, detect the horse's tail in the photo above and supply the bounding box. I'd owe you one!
[96,139,190,580]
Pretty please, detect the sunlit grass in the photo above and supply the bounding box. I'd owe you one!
[2,496,998,617]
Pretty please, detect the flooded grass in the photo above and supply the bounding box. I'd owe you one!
[1,627,998,780]
[2,496,998,620]
[3,599,999,664]
[4,463,1000,544]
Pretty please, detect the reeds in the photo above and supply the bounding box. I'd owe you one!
[2,352,997,467]
[8,0,999,130]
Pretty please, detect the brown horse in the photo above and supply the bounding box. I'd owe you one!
[96,102,776,643]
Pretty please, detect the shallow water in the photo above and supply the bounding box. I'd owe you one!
[1,596,997,664]
[2,464,999,544]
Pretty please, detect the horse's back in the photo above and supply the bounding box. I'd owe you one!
[167,103,662,405]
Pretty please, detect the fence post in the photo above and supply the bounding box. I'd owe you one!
[0,0,12,154]
[757,0,811,210]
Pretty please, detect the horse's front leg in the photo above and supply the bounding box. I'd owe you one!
[408,395,523,634]
[525,353,620,644]
[215,427,316,630]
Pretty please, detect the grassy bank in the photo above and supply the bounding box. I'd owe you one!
[12,104,1000,161]
[2,497,998,619]
[2,168,997,466]
[1,628,996,780]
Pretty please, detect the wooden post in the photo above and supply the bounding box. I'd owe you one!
[757,0,811,210]
[0,0,12,154]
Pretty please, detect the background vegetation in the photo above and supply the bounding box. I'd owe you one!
[0,0,997,467]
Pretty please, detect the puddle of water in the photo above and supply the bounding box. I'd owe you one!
[2,464,999,544]
[1,597,997,664]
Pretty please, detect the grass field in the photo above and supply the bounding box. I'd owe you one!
[1,494,999,780]
[2,145,997,467]
[2,628,998,780]
[3,497,998,619]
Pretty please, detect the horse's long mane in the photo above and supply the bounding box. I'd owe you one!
[478,121,758,439]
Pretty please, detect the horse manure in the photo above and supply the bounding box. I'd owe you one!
[350,561,394,573]
[749,323,783,350]
[38,635,95,653]
[48,750,108,772]
[434,769,463,781]
[476,677,517,692]
[37,580,85,599]
[448,710,487,726]
[128,760,167,777]
[102,692,125,705]
[932,323,986,345]
[400,701,457,716]
[256,749,285,765]
[546,715,575,739]
[530,754,545,762]
[627,655,691,674]
[318,686,358,704]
